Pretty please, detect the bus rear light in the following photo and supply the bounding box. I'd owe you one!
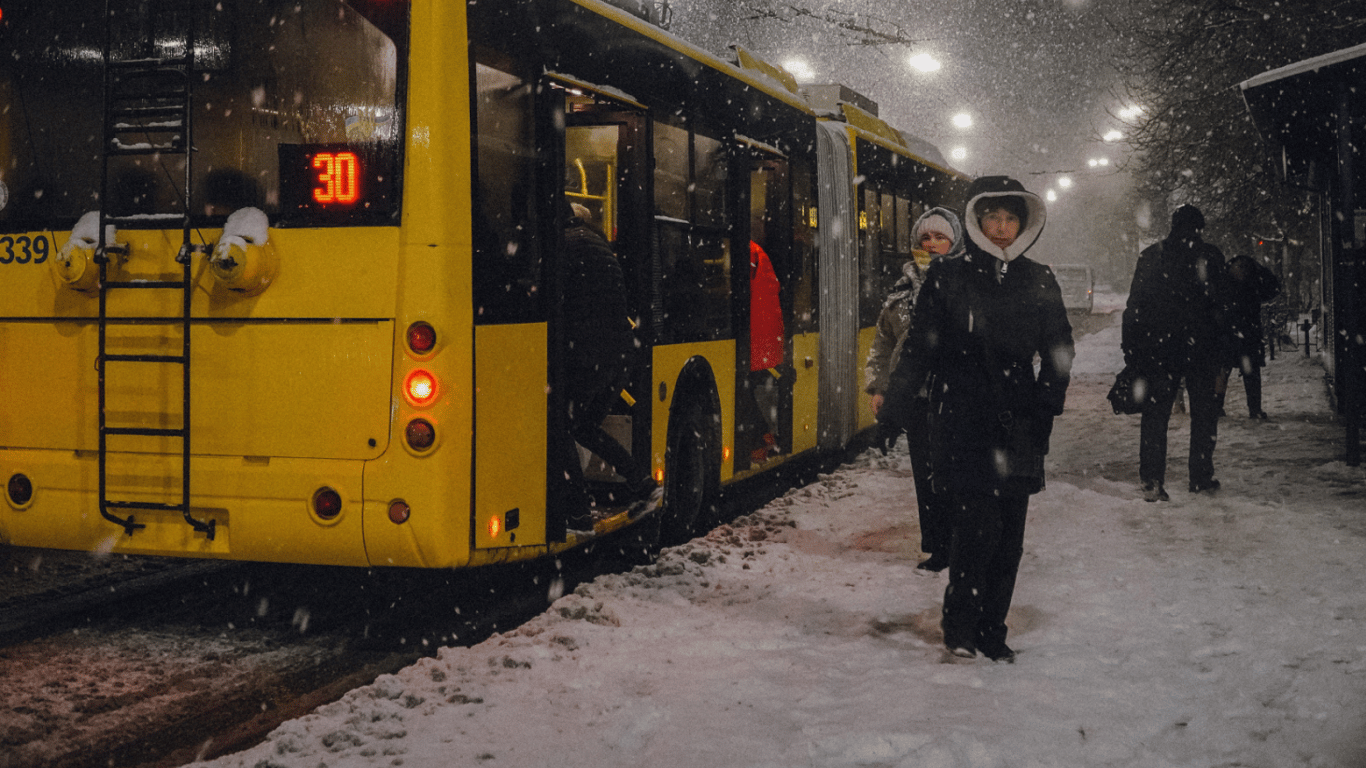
[7,474,33,507]
[404,369,438,406]
[489,515,502,538]
[312,487,342,520]
[405,418,436,451]
[653,468,664,484]
[406,321,436,354]
[388,500,411,525]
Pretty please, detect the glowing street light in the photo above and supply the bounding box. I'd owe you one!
[1058,176,1073,189]
[908,53,941,73]
[952,113,973,129]
[1118,104,1143,120]
[782,58,816,83]
[950,147,967,161]
[1087,157,1111,168]
[1103,129,1123,142]
[1046,189,1058,202]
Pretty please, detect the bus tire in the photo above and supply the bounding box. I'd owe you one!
[661,405,707,544]
[660,363,721,545]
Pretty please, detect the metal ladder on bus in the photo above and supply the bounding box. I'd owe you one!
[95,14,214,540]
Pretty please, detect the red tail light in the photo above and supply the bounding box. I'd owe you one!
[7,474,33,506]
[405,418,435,451]
[388,500,411,524]
[312,487,342,519]
[407,321,436,354]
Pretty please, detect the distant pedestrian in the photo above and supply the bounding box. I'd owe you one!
[1218,253,1281,419]
[1122,204,1230,501]
[866,207,964,572]
[883,176,1073,662]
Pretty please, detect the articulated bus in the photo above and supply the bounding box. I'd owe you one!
[0,0,967,569]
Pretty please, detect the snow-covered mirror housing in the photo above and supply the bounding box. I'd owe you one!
[52,211,120,294]
[209,207,278,297]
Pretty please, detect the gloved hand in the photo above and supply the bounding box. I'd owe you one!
[875,420,903,455]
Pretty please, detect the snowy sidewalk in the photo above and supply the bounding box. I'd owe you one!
[191,309,1366,768]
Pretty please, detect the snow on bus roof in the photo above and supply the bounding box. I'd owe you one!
[573,0,813,115]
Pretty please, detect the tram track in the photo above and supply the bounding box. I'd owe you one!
[0,553,241,649]
[0,538,644,768]
[0,446,856,768]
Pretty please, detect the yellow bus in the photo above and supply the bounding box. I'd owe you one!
[0,0,966,569]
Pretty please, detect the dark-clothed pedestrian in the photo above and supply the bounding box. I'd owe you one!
[1218,253,1281,419]
[551,200,657,533]
[864,207,965,572]
[883,176,1074,662]
[1122,204,1230,502]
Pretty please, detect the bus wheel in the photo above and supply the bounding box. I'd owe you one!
[660,405,711,545]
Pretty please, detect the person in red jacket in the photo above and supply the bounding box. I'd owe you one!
[750,239,785,372]
[746,239,785,464]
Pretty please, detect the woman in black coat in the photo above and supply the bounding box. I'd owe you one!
[883,176,1074,662]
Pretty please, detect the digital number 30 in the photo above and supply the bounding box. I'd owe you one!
[312,152,360,205]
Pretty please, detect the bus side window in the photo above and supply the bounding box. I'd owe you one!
[858,186,882,328]
[654,122,689,221]
[652,120,732,344]
[789,158,818,333]
[472,61,540,325]
[895,195,911,261]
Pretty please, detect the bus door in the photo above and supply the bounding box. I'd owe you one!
[737,149,795,471]
[558,91,653,509]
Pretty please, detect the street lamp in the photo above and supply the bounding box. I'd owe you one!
[950,147,967,161]
[952,113,973,129]
[908,53,941,72]
[781,58,816,83]
[1103,130,1123,142]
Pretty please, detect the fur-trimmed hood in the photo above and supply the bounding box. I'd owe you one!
[910,206,966,261]
[962,176,1046,263]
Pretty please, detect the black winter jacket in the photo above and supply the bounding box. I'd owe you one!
[562,220,633,387]
[885,249,1074,497]
[1224,254,1280,367]
[1122,235,1229,375]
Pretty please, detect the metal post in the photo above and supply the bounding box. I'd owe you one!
[1336,81,1360,466]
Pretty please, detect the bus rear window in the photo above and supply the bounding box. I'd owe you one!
[0,0,406,231]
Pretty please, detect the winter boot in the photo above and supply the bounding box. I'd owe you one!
[977,625,1016,663]
[1142,481,1169,503]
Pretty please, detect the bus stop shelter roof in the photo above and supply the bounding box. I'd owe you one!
[1240,41,1366,166]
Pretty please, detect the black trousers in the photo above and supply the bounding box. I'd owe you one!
[906,397,951,556]
[1221,363,1264,416]
[1140,364,1220,488]
[1234,360,1262,415]
[1242,366,1264,415]
[941,491,1029,649]
[551,362,649,529]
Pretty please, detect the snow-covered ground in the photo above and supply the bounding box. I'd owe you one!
[188,293,1366,768]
